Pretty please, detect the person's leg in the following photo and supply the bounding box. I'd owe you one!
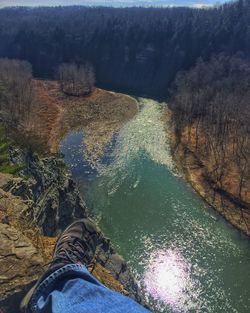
[27,264,150,313]
[21,219,150,313]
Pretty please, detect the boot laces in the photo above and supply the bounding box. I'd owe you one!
[53,237,91,265]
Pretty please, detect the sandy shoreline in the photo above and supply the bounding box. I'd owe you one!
[26,84,250,236]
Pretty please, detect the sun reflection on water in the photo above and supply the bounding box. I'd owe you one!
[144,248,194,312]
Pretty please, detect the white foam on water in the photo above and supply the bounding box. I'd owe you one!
[96,98,174,193]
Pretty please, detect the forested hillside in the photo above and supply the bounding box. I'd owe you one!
[0,0,249,97]
[169,54,250,233]
[1,2,250,313]
[0,0,249,234]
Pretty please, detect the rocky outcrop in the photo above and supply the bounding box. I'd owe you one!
[0,223,44,313]
[6,147,87,236]
[0,147,147,312]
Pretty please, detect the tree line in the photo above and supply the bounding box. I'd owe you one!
[0,1,249,214]
[0,58,33,124]
[0,59,95,125]
[57,63,95,96]
[0,1,249,97]
[169,54,250,208]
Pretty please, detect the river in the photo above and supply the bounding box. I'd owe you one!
[60,98,250,313]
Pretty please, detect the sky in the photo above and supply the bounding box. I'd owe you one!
[0,0,232,8]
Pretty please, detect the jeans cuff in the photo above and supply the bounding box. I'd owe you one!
[30,264,86,312]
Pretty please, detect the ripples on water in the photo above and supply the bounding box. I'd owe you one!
[60,98,250,313]
[144,248,194,312]
[97,99,175,194]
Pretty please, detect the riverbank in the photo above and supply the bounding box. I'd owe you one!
[30,80,138,161]
[0,147,146,313]
[166,109,250,236]
[61,98,250,313]
[0,84,144,313]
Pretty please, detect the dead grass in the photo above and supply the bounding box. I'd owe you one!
[29,80,138,163]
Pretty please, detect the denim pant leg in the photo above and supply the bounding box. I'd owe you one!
[29,264,151,313]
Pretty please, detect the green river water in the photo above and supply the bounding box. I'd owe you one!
[60,99,250,313]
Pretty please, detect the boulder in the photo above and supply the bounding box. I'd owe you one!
[0,223,44,313]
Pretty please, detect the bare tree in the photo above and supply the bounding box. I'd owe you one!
[170,54,250,211]
[57,62,95,96]
[0,58,33,124]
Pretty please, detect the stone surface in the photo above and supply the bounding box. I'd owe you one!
[0,223,44,310]
[6,148,87,236]
[0,147,147,312]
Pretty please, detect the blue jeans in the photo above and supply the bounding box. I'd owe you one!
[29,264,151,313]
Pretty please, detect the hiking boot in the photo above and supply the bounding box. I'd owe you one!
[20,218,99,312]
[49,218,98,270]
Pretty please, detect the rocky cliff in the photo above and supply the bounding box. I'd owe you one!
[0,147,146,313]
